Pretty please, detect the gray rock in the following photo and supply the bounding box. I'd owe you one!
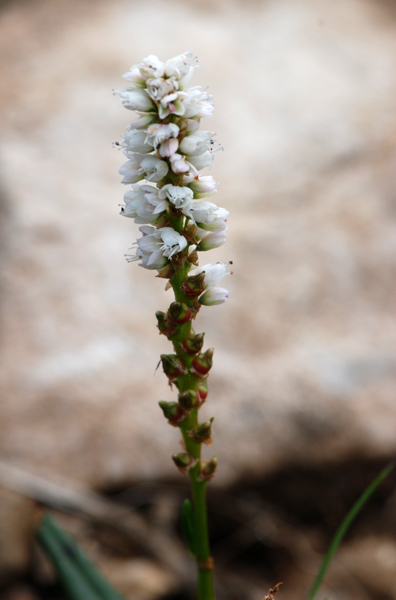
[0,0,395,487]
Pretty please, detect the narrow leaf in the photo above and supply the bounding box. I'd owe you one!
[38,517,101,600]
[306,462,394,600]
[38,514,126,600]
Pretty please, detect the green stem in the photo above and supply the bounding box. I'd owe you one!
[171,262,193,305]
[168,259,215,599]
[180,417,215,600]
[190,473,214,600]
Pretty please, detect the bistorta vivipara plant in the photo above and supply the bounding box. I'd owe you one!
[114,52,231,600]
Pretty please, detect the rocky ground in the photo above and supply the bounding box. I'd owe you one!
[0,0,396,598]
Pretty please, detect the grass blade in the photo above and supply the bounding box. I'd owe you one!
[306,462,394,600]
[38,513,126,600]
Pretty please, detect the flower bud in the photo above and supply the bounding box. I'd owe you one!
[178,389,199,410]
[198,456,217,481]
[158,401,184,425]
[192,348,213,375]
[114,88,155,112]
[198,231,227,251]
[159,138,179,158]
[169,153,190,174]
[160,354,185,379]
[197,379,208,402]
[181,272,206,298]
[183,332,205,354]
[172,452,195,473]
[128,113,157,130]
[199,287,229,306]
[186,175,218,198]
[189,418,213,445]
[167,302,191,324]
[156,311,177,337]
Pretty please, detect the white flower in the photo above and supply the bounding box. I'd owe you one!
[164,51,197,83]
[114,88,155,112]
[157,227,188,258]
[128,113,157,130]
[121,184,167,223]
[146,77,178,101]
[158,92,186,119]
[159,184,193,210]
[183,120,200,135]
[199,287,229,306]
[138,226,177,259]
[184,201,228,231]
[183,88,214,119]
[127,246,167,270]
[187,151,214,171]
[122,66,145,87]
[121,130,153,154]
[119,154,145,184]
[192,262,230,286]
[190,262,231,305]
[185,175,218,198]
[120,155,169,184]
[179,131,214,157]
[198,230,227,250]
[195,98,215,119]
[137,55,165,79]
[139,155,169,182]
[128,226,188,269]
[169,153,190,174]
[145,123,179,148]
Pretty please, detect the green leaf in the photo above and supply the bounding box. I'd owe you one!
[182,498,196,557]
[306,462,394,600]
[37,514,126,600]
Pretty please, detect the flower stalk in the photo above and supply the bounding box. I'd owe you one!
[115,52,231,600]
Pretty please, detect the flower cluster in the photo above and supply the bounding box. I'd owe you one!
[115,51,230,306]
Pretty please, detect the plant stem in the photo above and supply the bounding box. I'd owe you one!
[190,473,214,600]
[180,417,215,600]
[169,259,216,599]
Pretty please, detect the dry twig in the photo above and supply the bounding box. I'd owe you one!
[263,582,283,600]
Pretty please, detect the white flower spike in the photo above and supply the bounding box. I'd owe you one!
[115,54,231,600]
[115,51,230,302]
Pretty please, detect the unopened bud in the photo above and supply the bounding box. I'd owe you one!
[192,348,214,375]
[197,379,208,402]
[187,175,218,199]
[189,418,213,445]
[168,302,191,324]
[181,272,206,298]
[161,354,185,379]
[183,332,205,354]
[156,311,177,337]
[199,286,229,306]
[198,231,227,251]
[172,452,196,473]
[158,401,184,426]
[198,456,217,481]
[178,389,199,410]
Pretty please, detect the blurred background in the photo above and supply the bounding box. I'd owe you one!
[1,0,396,598]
